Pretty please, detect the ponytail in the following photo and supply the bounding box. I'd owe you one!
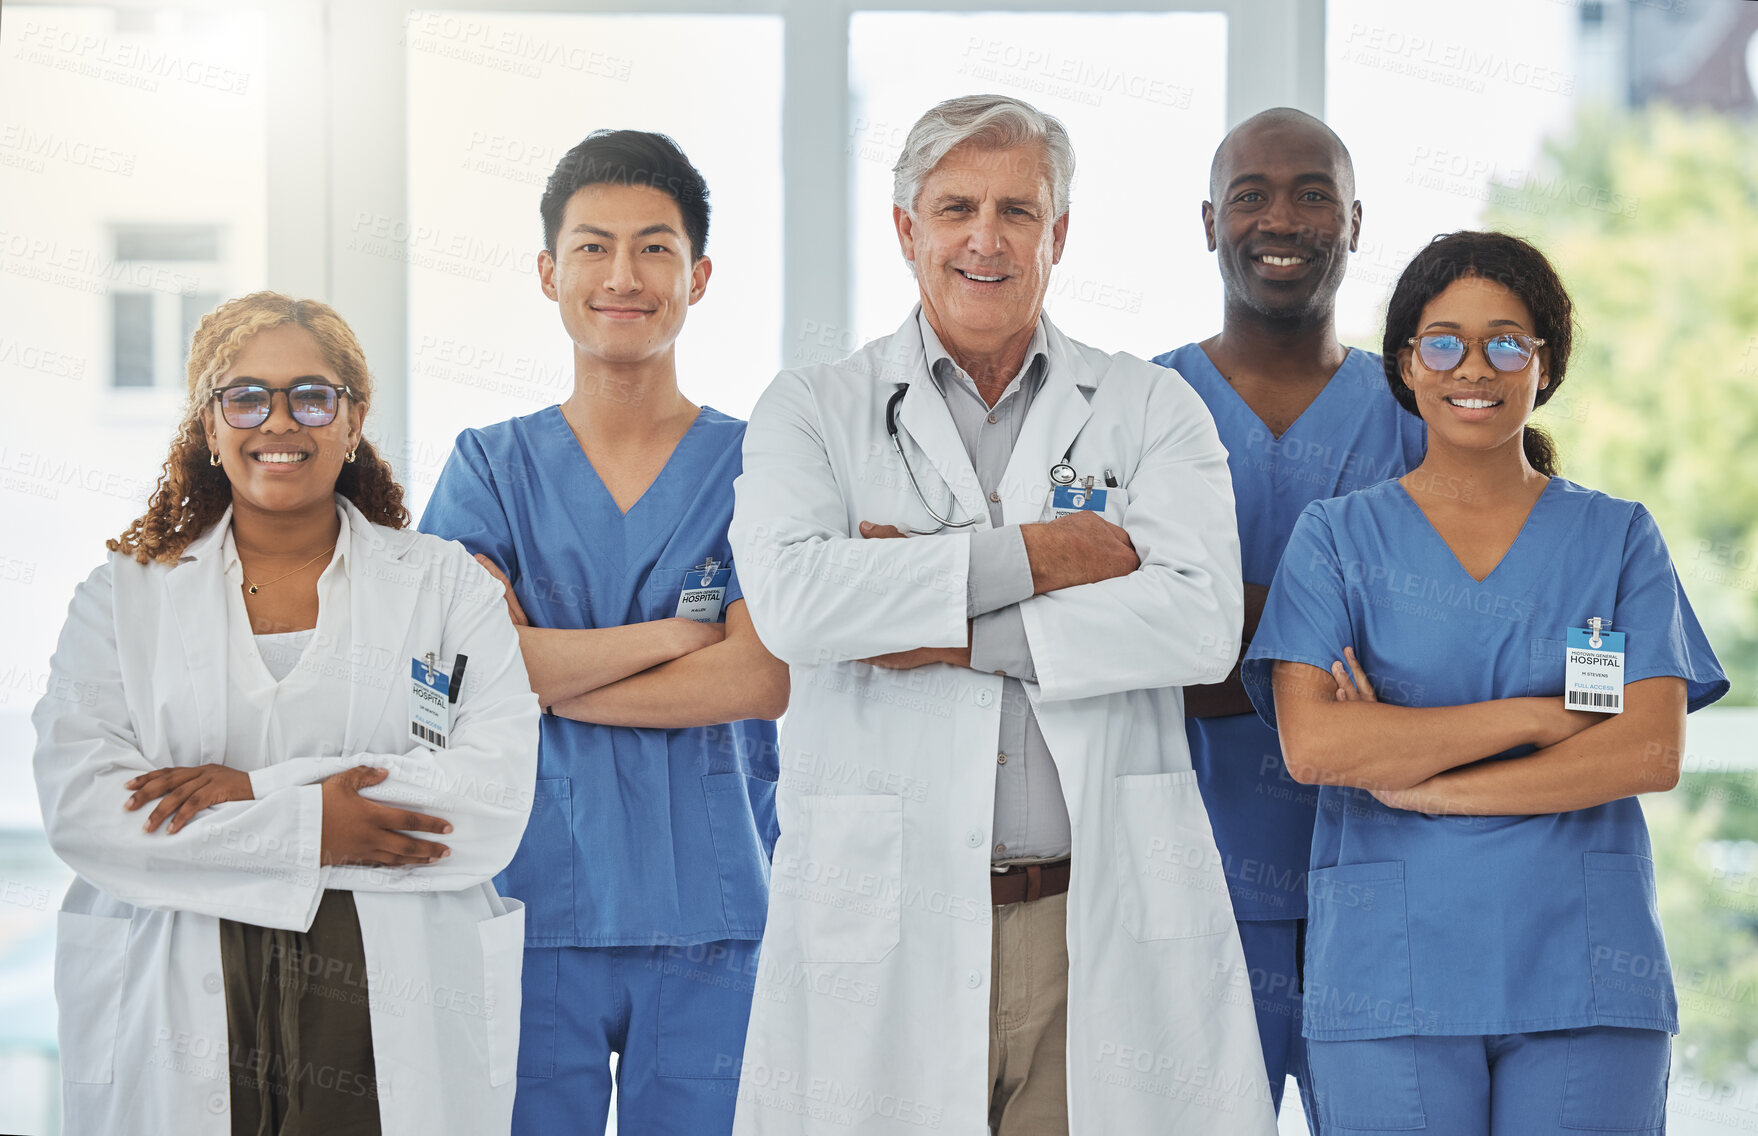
[1522,426,1559,477]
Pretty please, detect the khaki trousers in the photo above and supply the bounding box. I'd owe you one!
[987,890,1070,1135]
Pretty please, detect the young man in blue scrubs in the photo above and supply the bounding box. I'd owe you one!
[1152,108,1425,1127]
[421,130,788,1134]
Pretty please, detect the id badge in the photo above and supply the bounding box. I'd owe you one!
[675,566,731,623]
[1564,626,1626,714]
[409,657,452,748]
[1051,484,1108,520]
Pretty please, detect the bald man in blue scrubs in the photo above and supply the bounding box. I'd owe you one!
[1153,108,1425,1130]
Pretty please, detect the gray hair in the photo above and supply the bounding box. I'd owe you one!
[891,95,1075,219]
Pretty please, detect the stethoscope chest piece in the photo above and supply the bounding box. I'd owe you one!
[1049,462,1077,486]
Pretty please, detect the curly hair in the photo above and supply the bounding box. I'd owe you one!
[109,292,410,563]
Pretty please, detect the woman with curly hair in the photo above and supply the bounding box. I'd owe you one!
[1243,233,1726,1133]
[33,292,539,1136]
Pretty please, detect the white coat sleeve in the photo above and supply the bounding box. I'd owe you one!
[730,370,972,664]
[248,555,540,894]
[33,562,328,931]
[1020,372,1244,702]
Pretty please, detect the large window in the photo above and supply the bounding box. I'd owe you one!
[847,11,1228,357]
[0,8,268,1131]
[404,11,784,511]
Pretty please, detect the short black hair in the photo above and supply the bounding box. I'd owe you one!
[540,129,710,259]
[1382,230,1575,476]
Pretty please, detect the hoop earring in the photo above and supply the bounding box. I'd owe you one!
[209,452,222,467]
[344,448,357,463]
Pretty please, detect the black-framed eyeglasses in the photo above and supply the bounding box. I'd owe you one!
[1406,333,1545,374]
[212,381,353,429]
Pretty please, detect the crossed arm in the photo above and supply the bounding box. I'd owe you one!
[476,554,789,726]
[1271,650,1687,815]
[1183,582,1269,718]
[854,511,1141,670]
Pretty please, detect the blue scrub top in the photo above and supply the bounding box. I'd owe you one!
[421,405,780,948]
[1151,344,1426,920]
[1244,479,1727,1040]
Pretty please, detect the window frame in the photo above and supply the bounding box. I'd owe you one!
[27,0,1326,478]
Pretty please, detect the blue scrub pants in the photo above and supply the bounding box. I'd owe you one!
[1305,1027,1671,1135]
[511,940,761,1136]
[1238,918,1322,1131]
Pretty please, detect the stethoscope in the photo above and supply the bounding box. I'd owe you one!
[884,384,1110,536]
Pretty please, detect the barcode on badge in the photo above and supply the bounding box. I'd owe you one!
[411,721,448,748]
[1566,691,1621,710]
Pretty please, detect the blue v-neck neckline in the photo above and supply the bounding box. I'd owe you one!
[1391,475,1557,586]
[549,404,708,521]
[1188,344,1360,443]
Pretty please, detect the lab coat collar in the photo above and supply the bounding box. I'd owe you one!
[884,305,1097,530]
[174,494,420,571]
[164,494,427,761]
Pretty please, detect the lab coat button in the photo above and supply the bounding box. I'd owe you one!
[966,830,983,848]
[208,1094,227,1114]
[975,689,995,707]
[203,973,222,994]
[966,970,983,989]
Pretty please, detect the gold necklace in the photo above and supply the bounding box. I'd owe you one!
[241,545,336,595]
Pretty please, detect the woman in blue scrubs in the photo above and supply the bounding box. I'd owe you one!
[1244,230,1727,1135]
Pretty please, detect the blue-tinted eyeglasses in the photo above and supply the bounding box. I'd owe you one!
[1407,334,1545,373]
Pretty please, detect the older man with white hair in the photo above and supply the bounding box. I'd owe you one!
[729,94,1276,1135]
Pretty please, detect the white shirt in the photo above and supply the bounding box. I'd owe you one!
[223,506,353,771]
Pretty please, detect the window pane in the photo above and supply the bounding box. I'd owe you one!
[112,292,155,387]
[181,291,223,378]
[1325,0,1578,343]
[848,11,1228,357]
[405,12,783,513]
[116,224,222,262]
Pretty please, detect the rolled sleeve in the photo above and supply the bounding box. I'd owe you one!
[966,524,1033,618]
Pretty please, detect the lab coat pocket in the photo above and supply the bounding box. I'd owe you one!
[782,794,902,964]
[54,909,130,1084]
[1583,852,1677,1027]
[495,778,572,944]
[1113,772,1233,942]
[1304,862,1416,1036]
[1529,637,1567,697]
[478,898,526,1087]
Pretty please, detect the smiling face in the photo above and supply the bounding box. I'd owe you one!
[894,141,1068,354]
[538,182,711,368]
[1205,117,1359,322]
[201,322,361,517]
[1399,274,1550,460]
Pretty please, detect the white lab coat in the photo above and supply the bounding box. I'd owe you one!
[728,310,1276,1134]
[33,495,539,1136]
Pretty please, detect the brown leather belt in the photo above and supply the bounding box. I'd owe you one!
[990,858,1071,906]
